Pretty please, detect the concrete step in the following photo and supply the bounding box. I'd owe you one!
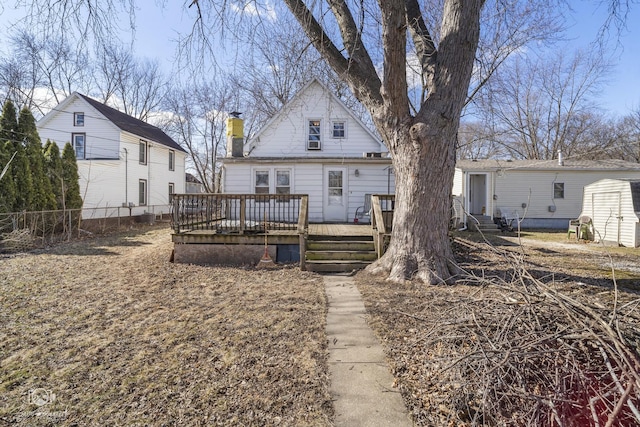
[306,250,377,261]
[473,223,501,233]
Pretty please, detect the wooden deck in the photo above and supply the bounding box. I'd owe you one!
[170,194,395,269]
[309,223,373,236]
[172,223,373,244]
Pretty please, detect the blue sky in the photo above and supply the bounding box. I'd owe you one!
[1,1,639,116]
[565,2,640,114]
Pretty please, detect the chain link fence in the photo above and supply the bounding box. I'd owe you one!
[0,205,170,253]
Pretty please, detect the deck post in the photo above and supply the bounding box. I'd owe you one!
[239,197,246,234]
[297,196,309,270]
[371,195,386,258]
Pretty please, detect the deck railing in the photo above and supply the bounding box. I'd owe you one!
[171,194,309,234]
[371,194,395,258]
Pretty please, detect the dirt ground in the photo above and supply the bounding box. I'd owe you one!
[2,226,639,426]
[1,225,332,426]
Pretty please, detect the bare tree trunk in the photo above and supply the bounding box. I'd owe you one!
[363,1,480,284]
[367,115,460,283]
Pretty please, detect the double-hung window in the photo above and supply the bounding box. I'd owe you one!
[332,121,346,138]
[139,141,148,165]
[553,182,565,199]
[168,183,175,203]
[276,170,291,195]
[169,150,175,171]
[308,120,321,150]
[255,171,270,194]
[72,133,86,159]
[139,179,147,206]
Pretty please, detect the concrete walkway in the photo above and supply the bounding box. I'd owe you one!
[324,275,413,426]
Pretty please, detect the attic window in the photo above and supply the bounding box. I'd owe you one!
[74,112,84,126]
[308,120,321,150]
[332,121,346,138]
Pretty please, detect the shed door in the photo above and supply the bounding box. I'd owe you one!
[323,167,348,222]
[592,192,621,245]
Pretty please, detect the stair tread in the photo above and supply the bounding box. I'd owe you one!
[306,259,372,264]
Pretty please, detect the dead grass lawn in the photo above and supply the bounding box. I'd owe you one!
[0,226,332,426]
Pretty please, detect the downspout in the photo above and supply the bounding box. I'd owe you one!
[123,148,128,205]
[147,144,152,208]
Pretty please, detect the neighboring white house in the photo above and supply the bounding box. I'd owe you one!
[452,158,640,229]
[185,173,206,194]
[580,179,640,247]
[37,93,187,219]
[221,79,394,223]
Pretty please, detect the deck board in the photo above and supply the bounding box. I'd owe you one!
[172,223,373,244]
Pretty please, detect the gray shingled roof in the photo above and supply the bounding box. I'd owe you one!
[456,159,640,171]
[77,93,186,153]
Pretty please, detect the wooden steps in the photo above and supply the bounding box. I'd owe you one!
[305,234,376,273]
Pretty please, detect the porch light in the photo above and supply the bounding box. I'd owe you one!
[354,169,360,177]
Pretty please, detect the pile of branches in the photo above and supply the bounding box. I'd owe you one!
[414,240,640,426]
[361,238,640,426]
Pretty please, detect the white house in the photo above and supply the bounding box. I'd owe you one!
[580,179,640,247]
[452,158,640,229]
[37,93,187,219]
[221,79,394,223]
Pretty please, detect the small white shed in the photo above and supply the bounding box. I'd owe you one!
[580,179,640,247]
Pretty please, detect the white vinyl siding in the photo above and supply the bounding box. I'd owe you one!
[223,162,393,222]
[37,94,187,219]
[581,179,640,247]
[492,170,640,221]
[247,81,385,158]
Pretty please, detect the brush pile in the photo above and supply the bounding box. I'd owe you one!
[358,238,640,426]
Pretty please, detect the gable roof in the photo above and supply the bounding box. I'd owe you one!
[248,78,385,152]
[38,92,186,153]
[456,158,640,172]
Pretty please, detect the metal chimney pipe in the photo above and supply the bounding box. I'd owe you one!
[557,149,564,166]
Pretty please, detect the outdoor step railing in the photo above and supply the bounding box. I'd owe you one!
[171,194,309,235]
[371,194,395,258]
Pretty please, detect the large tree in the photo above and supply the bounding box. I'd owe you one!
[267,1,560,283]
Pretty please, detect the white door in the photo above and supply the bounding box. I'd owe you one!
[468,174,487,215]
[324,167,348,222]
